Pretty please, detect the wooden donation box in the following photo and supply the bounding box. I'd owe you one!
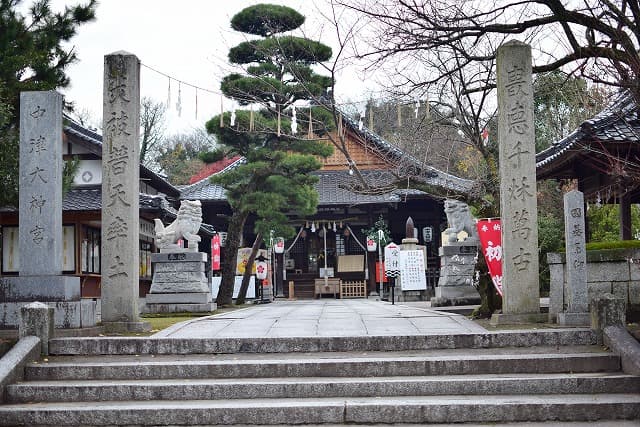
[314,278,341,298]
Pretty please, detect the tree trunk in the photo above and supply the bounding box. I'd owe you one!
[236,233,263,305]
[216,210,248,307]
[472,245,502,318]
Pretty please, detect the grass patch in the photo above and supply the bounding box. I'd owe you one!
[106,304,254,337]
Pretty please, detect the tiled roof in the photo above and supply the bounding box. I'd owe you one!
[316,170,426,205]
[61,187,177,213]
[188,155,244,184]
[63,187,101,211]
[180,180,228,201]
[182,170,430,206]
[60,187,215,235]
[338,108,474,194]
[536,90,640,169]
[180,106,474,202]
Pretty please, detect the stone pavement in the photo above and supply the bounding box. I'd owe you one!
[154,299,487,338]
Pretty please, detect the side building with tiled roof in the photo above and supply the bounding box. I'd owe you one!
[183,108,474,299]
[0,115,215,301]
[536,90,640,239]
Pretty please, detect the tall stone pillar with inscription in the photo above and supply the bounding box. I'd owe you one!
[0,91,96,329]
[557,190,590,326]
[101,52,149,332]
[431,199,480,307]
[491,41,545,325]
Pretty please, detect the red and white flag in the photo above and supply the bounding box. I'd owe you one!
[476,218,503,296]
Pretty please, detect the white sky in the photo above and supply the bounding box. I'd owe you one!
[50,0,375,134]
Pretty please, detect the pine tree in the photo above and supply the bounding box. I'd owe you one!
[0,0,97,207]
[208,4,334,306]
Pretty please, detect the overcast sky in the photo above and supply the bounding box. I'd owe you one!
[50,0,373,133]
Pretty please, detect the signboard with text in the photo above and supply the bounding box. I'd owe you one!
[399,250,427,290]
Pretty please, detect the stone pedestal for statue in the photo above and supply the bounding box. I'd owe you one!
[431,243,481,307]
[145,251,216,313]
[431,199,480,307]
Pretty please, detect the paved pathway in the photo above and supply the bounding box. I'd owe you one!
[155,299,487,338]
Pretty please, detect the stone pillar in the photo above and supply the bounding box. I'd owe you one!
[558,190,589,326]
[19,91,63,276]
[0,92,94,330]
[19,302,54,355]
[275,252,284,297]
[591,293,626,331]
[397,218,427,302]
[492,40,543,324]
[101,51,148,332]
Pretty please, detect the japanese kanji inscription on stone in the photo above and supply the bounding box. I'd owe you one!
[101,52,141,323]
[497,41,540,315]
[19,91,63,276]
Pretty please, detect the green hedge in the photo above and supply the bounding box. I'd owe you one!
[585,240,640,251]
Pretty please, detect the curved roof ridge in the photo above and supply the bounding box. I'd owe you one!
[536,90,639,168]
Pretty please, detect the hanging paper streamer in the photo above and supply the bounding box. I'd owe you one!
[291,106,298,135]
[176,82,182,117]
[230,106,236,127]
[414,99,420,118]
[358,107,364,131]
[219,96,224,128]
[167,78,171,109]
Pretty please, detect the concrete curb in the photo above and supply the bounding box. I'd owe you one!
[603,325,640,376]
[0,336,40,403]
[49,329,596,355]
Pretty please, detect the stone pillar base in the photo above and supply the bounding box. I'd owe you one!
[102,321,151,334]
[431,285,480,307]
[1,300,96,329]
[395,290,426,302]
[145,302,216,314]
[490,312,548,326]
[557,312,590,326]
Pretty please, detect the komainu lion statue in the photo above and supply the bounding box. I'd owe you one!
[154,200,203,252]
[443,199,478,244]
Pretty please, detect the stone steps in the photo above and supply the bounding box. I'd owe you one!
[1,333,638,425]
[6,373,640,403]
[20,348,620,380]
[1,394,639,425]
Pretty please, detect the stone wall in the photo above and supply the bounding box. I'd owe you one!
[547,249,640,320]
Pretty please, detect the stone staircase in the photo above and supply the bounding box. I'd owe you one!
[0,332,639,425]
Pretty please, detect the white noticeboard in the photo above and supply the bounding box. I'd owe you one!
[384,243,400,272]
[211,276,256,299]
[399,250,427,290]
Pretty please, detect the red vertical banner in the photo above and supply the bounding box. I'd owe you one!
[211,234,221,271]
[476,219,503,296]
